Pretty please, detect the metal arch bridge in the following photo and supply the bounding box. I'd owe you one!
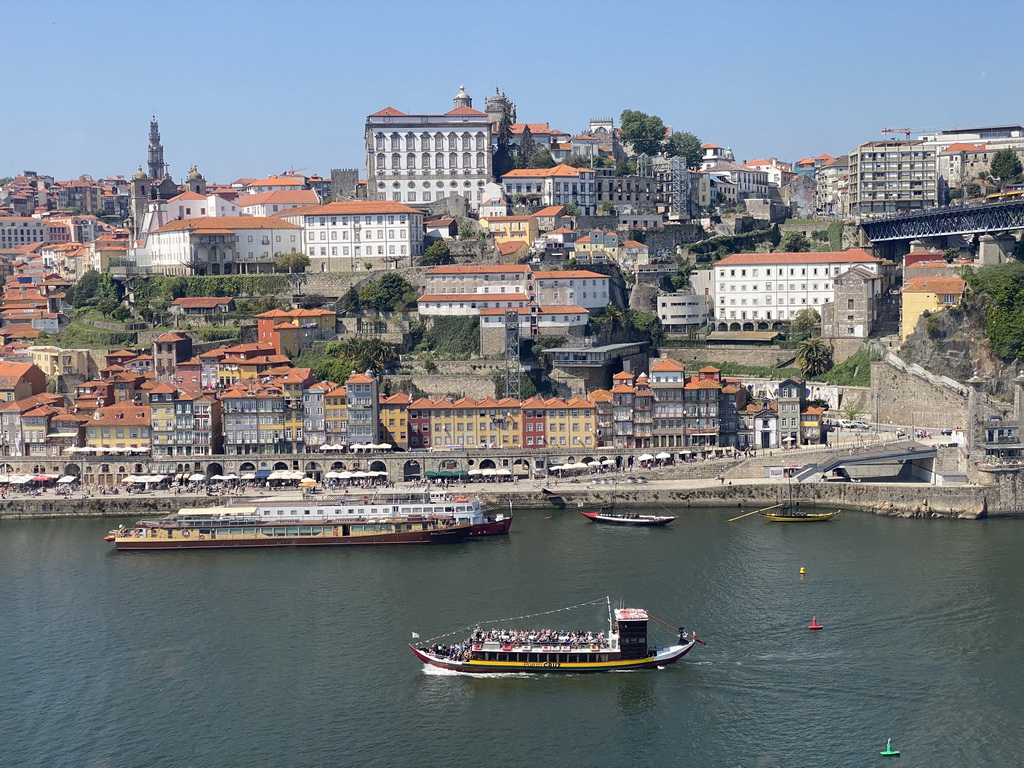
[862,200,1024,242]
[792,442,937,482]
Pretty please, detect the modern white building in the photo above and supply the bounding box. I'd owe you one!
[848,139,937,218]
[365,86,493,208]
[657,292,712,329]
[500,165,597,215]
[132,216,302,275]
[711,248,883,330]
[417,293,530,316]
[280,201,424,271]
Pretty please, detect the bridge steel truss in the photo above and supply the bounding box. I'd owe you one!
[862,200,1024,242]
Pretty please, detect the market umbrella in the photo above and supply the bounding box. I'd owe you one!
[638,454,655,462]
[601,459,616,466]
[188,473,206,482]
[656,452,671,460]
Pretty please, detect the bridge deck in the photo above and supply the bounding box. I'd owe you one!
[794,442,936,482]
[862,199,1024,241]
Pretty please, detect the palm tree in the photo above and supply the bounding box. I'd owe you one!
[796,338,833,377]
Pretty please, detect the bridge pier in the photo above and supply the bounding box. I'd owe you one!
[978,234,1017,265]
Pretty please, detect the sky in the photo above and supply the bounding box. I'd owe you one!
[4,0,1023,184]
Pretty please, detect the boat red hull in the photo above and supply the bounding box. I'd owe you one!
[410,643,694,673]
[469,518,512,536]
[112,526,469,551]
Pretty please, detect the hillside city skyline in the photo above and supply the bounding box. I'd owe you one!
[4,1,1022,181]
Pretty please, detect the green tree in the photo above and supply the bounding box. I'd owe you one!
[420,240,453,266]
[528,148,556,169]
[564,154,593,168]
[492,114,515,178]
[274,251,311,273]
[778,231,812,252]
[615,158,637,176]
[664,131,702,169]
[796,337,833,376]
[790,308,821,342]
[325,338,398,376]
[619,109,667,157]
[599,202,614,215]
[357,273,417,312]
[989,149,1023,183]
[562,203,579,217]
[66,269,102,307]
[517,125,537,167]
[341,286,361,314]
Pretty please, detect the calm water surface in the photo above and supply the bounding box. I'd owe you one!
[2,507,1022,767]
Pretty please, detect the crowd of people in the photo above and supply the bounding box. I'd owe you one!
[469,627,606,648]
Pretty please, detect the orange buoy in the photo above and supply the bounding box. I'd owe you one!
[808,616,823,630]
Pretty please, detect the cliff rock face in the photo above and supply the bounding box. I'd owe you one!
[899,295,1017,398]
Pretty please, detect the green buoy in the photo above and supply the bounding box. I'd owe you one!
[880,738,900,757]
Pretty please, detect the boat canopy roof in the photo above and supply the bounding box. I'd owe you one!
[614,608,649,621]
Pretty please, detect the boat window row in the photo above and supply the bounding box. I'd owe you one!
[483,652,611,664]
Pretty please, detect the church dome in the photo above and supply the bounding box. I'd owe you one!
[188,165,203,181]
[455,85,470,100]
[133,167,148,180]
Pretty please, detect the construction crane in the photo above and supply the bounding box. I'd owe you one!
[881,128,912,139]
[283,166,308,176]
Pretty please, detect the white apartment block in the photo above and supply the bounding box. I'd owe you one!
[418,293,530,316]
[712,249,882,329]
[133,217,302,275]
[0,217,46,247]
[420,265,610,312]
[365,87,493,209]
[500,165,597,215]
[531,270,609,310]
[280,201,424,271]
[237,189,319,217]
[657,292,711,329]
[848,140,937,218]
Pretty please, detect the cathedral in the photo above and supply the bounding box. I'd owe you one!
[129,118,204,240]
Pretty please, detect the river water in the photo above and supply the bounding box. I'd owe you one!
[2,507,1022,767]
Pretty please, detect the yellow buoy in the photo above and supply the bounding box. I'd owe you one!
[799,567,806,575]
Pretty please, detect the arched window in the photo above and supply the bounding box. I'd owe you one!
[376,154,385,169]
[449,152,458,168]
[476,153,486,169]
[475,133,484,150]
[375,133,384,150]
[422,153,431,169]
[435,153,444,168]
[435,134,444,151]
[462,152,471,169]
[391,154,400,169]
[390,133,400,151]
[461,135,470,150]
[421,133,431,149]
[448,135,457,150]
[407,153,416,169]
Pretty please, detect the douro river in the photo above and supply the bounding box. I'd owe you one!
[2,507,1022,766]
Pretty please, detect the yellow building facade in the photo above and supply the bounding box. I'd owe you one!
[901,276,967,340]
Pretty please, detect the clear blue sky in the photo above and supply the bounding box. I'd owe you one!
[4,0,1022,183]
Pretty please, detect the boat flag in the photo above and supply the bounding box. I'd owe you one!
[411,632,420,639]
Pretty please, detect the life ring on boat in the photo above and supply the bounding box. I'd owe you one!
[198,534,205,540]
[182,530,190,537]
[473,643,482,651]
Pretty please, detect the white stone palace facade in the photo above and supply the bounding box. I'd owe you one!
[365,86,493,209]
